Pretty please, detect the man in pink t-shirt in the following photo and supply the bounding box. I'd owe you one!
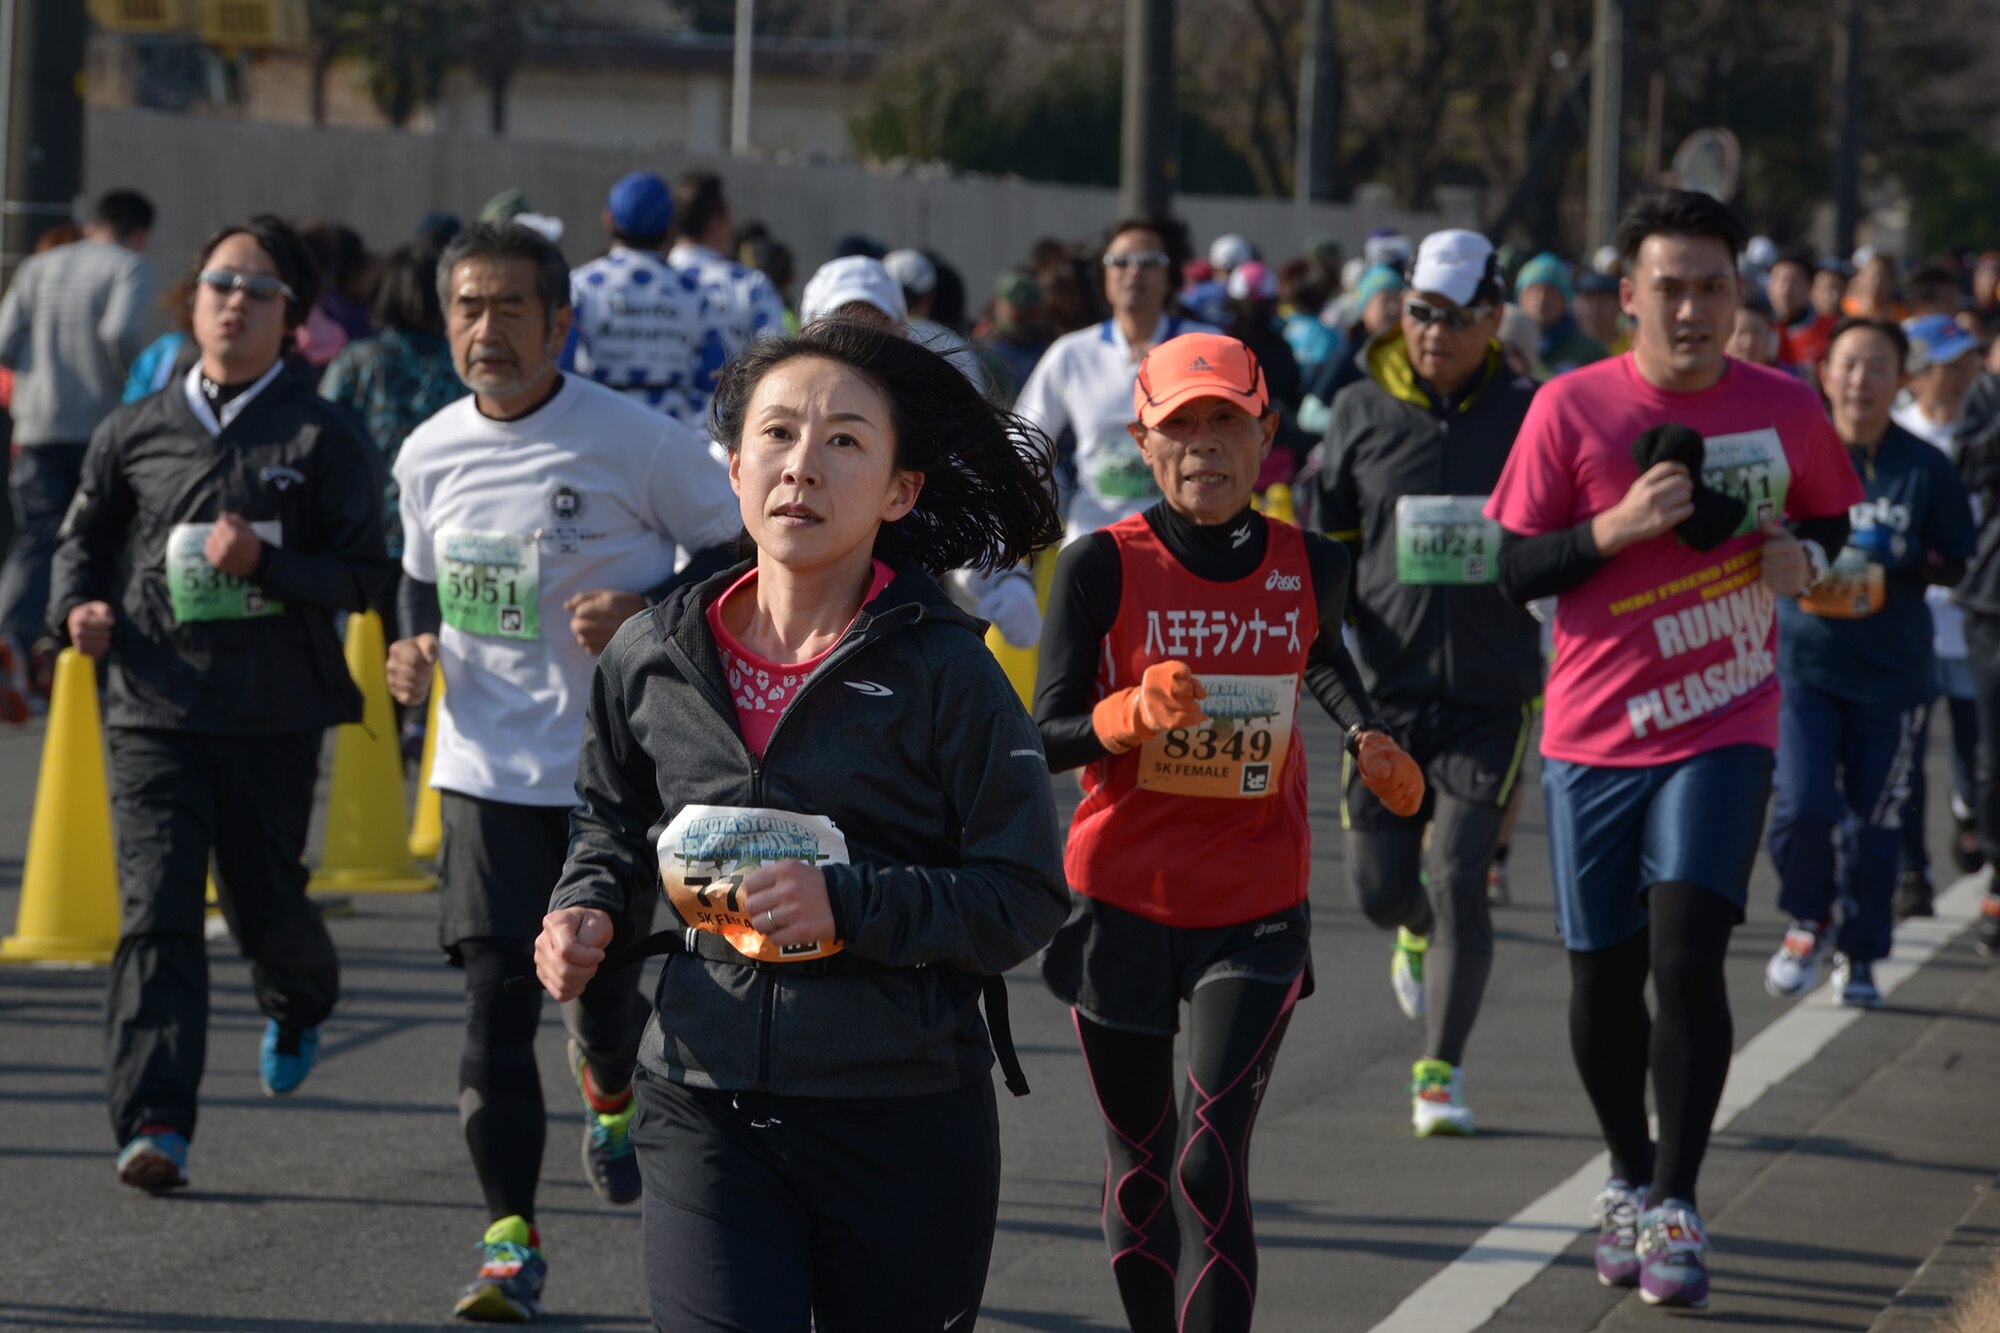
[1485,191,1861,1310]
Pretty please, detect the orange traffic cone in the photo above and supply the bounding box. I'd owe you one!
[310,611,435,893]
[407,664,443,860]
[986,548,1058,709]
[1,649,121,963]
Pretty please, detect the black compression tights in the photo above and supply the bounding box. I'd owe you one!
[1075,974,1302,1333]
[460,940,546,1223]
[1567,883,1737,1208]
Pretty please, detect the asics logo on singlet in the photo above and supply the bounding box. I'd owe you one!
[843,680,894,697]
[1253,920,1289,937]
[1264,570,1302,592]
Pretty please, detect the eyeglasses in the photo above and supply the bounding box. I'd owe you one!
[1104,251,1172,271]
[198,269,297,304]
[1404,298,1495,330]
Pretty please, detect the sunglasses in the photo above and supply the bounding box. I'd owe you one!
[1105,251,1172,271]
[1404,298,1494,330]
[198,269,297,304]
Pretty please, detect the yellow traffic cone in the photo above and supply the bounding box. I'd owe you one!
[407,664,443,860]
[987,547,1059,709]
[1,649,121,963]
[310,611,435,893]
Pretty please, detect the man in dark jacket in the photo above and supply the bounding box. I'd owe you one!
[49,216,394,1192]
[1952,370,2000,947]
[1316,228,1541,1136]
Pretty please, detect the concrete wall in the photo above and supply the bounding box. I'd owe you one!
[84,108,1477,303]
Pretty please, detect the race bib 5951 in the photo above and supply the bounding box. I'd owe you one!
[435,527,539,640]
[655,805,847,964]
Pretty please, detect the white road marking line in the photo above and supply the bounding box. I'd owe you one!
[1368,873,1989,1333]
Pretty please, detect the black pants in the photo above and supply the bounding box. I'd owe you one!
[103,726,338,1146]
[631,1071,1001,1332]
[0,441,86,647]
[442,793,655,1222]
[1967,612,2000,868]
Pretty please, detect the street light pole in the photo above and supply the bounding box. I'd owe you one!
[1831,0,1864,253]
[1584,0,1625,251]
[731,0,753,157]
[1294,0,1339,203]
[1,0,86,289]
[1119,0,1174,218]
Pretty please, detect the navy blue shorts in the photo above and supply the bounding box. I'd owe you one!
[1542,744,1775,952]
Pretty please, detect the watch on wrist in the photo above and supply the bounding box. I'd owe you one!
[1345,720,1389,757]
[1800,538,1830,593]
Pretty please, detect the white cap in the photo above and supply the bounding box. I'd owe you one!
[1340,256,1368,293]
[1208,233,1255,271]
[1408,229,1497,307]
[799,256,908,324]
[1225,261,1277,301]
[514,213,565,244]
[882,248,937,297]
[1591,244,1620,275]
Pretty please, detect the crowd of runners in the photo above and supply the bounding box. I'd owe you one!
[5,163,2000,1329]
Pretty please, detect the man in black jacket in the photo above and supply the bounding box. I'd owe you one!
[1952,371,2000,948]
[48,216,394,1192]
[1316,228,1541,1137]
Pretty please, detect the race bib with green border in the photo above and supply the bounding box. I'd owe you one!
[1701,428,1792,537]
[1092,435,1160,501]
[1394,496,1500,585]
[435,527,540,640]
[166,521,283,623]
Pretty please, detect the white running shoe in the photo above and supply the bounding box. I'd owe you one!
[1410,1059,1475,1136]
[1764,919,1831,998]
[1391,927,1427,1020]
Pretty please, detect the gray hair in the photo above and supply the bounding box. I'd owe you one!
[435,222,570,327]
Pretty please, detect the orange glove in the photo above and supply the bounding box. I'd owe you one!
[1091,661,1209,754]
[1355,729,1425,816]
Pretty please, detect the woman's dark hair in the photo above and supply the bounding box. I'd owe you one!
[302,222,369,292]
[1102,215,1191,294]
[435,222,570,328]
[1825,316,1909,373]
[371,244,444,335]
[709,320,1063,576]
[674,171,728,243]
[1614,190,1748,272]
[190,214,322,329]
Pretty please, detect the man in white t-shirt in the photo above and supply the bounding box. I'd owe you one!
[1013,217,1218,544]
[666,171,787,360]
[562,171,731,430]
[383,222,739,1325]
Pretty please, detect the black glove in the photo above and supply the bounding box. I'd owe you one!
[1630,423,1746,552]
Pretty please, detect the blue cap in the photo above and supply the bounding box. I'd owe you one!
[1354,264,1406,304]
[606,173,673,238]
[1515,252,1574,300]
[1903,314,1979,371]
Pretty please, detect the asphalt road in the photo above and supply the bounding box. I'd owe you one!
[4,706,1998,1332]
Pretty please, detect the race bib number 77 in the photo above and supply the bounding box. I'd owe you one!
[656,805,848,964]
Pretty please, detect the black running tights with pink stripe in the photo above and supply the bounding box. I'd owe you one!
[1074,973,1303,1333]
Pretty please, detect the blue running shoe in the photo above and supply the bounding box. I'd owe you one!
[1591,1178,1644,1288]
[454,1215,546,1323]
[1637,1198,1710,1308]
[116,1126,188,1193]
[259,1020,320,1097]
[568,1038,640,1205]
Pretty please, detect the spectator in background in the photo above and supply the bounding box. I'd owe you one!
[1784,257,1850,377]
[1496,305,1549,382]
[1515,252,1607,374]
[883,248,987,392]
[123,278,197,405]
[1845,253,1906,321]
[415,210,462,252]
[829,231,887,261]
[0,188,156,714]
[977,270,1051,396]
[738,236,799,332]
[1768,249,1818,369]
[669,172,787,358]
[1184,233,1254,325]
[1905,263,1964,320]
[1280,255,1341,375]
[1299,263,1406,435]
[1893,314,1988,917]
[320,245,466,561]
[1725,294,1780,366]
[1224,261,1303,409]
[1029,236,1102,337]
[1573,271,1628,355]
[1971,251,2000,329]
[298,223,374,367]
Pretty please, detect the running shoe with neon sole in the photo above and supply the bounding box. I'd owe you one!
[1637,1198,1710,1308]
[115,1126,189,1193]
[1591,1178,1644,1287]
[1978,891,2000,957]
[454,1215,546,1323]
[1391,927,1428,1020]
[1410,1059,1474,1137]
[259,1020,320,1096]
[1763,918,1832,998]
[1830,955,1883,1009]
[567,1038,639,1205]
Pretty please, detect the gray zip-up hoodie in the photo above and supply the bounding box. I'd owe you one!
[0,238,154,444]
[550,560,1069,1098]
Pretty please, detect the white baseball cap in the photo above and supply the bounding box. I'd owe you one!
[1408,229,1498,308]
[800,256,909,324]
[882,248,937,297]
[1208,233,1256,271]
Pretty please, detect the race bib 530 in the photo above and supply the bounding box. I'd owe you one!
[655,805,847,964]
[1136,673,1297,799]
[166,521,284,623]
[436,527,539,640]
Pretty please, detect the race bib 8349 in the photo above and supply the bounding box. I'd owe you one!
[435,527,539,640]
[655,805,848,964]
[1136,673,1298,799]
